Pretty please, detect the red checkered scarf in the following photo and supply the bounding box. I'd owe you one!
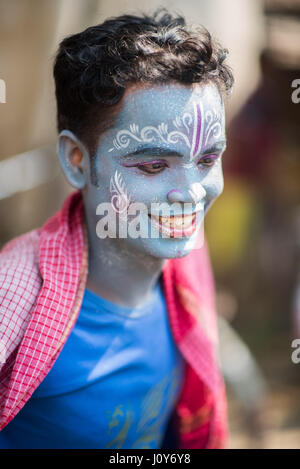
[0,191,228,448]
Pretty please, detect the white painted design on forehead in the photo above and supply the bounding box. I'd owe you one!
[204,108,222,146]
[108,120,192,153]
[108,90,223,157]
[189,101,204,161]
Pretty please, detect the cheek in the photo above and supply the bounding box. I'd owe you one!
[123,174,166,205]
[204,167,224,201]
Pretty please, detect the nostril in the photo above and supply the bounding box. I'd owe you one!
[166,186,206,205]
[166,188,183,203]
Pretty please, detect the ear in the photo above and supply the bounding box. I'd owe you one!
[57,130,88,189]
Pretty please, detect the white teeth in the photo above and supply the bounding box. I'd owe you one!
[182,215,193,228]
[151,214,195,229]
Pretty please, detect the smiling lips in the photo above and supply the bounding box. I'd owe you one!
[149,212,198,238]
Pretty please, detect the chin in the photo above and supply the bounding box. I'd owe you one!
[123,211,204,259]
[131,233,203,260]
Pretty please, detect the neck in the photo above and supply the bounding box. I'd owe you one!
[85,221,165,309]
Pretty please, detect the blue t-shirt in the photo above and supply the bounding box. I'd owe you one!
[0,282,184,449]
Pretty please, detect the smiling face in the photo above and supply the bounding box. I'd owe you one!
[81,82,226,259]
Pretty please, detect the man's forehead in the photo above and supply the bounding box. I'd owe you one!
[96,82,226,159]
[115,83,224,126]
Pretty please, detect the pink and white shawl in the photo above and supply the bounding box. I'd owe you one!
[0,190,228,448]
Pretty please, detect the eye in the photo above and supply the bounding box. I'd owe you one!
[197,154,219,168]
[137,161,168,174]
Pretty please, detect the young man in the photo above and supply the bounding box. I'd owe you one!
[0,10,233,449]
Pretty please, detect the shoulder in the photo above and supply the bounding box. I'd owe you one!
[0,229,42,288]
[0,229,42,367]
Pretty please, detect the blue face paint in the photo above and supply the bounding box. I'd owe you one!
[58,83,226,306]
[83,83,226,261]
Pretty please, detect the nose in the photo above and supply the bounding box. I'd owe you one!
[166,182,206,204]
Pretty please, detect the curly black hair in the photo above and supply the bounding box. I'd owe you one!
[54,8,233,157]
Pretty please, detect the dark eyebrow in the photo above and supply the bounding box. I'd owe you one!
[200,141,227,156]
[122,146,183,158]
[121,141,226,159]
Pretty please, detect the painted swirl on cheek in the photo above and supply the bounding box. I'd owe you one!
[110,171,131,216]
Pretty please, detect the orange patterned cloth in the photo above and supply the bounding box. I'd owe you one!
[0,191,228,448]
